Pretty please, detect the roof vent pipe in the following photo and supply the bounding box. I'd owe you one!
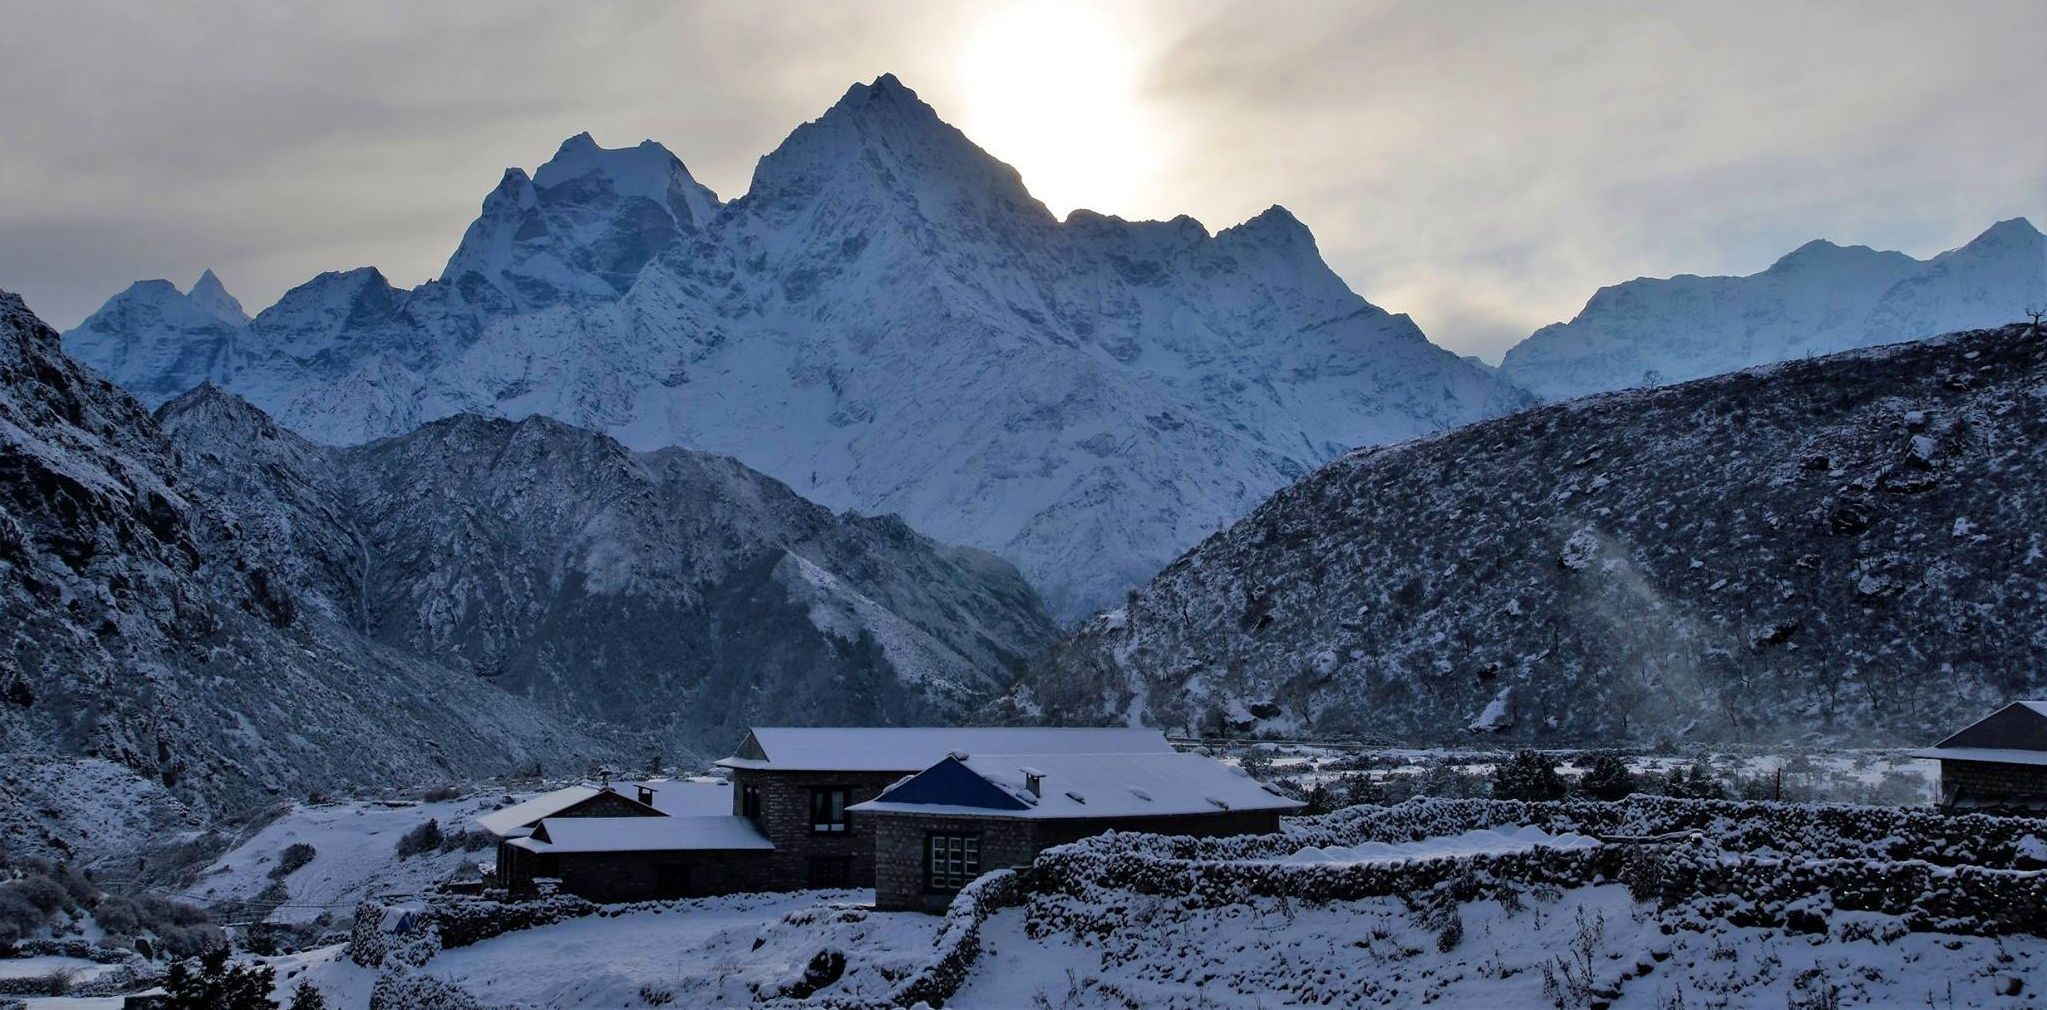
[1024,771,1044,797]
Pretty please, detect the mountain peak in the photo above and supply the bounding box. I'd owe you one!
[187,268,251,326]
[531,132,714,210]
[1968,216,2042,247]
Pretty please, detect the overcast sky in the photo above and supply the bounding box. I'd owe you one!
[3,1,2042,360]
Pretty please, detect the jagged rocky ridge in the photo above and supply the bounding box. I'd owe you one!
[1499,218,2046,401]
[1013,324,2047,745]
[0,290,607,853]
[64,75,1530,621]
[154,384,1059,745]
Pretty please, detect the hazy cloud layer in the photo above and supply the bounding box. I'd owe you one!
[3,0,2041,359]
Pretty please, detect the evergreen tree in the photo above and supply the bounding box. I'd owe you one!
[288,981,329,1010]
[1578,751,1639,801]
[1491,750,1566,801]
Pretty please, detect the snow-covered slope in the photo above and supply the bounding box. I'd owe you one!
[1013,323,2047,745]
[0,290,610,857]
[1499,218,2046,401]
[154,384,1059,746]
[66,75,1530,620]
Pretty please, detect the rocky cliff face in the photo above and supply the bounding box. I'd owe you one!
[155,384,1060,747]
[0,291,605,853]
[1015,324,2047,747]
[65,75,1530,621]
[1498,219,2046,401]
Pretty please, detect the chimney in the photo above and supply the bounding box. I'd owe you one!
[1021,767,1045,798]
[636,785,656,807]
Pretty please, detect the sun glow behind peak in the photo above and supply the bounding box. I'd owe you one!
[956,1,1161,220]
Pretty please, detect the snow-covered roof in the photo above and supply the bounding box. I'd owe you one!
[717,727,1175,772]
[508,816,774,854]
[2023,701,2047,718]
[848,751,1305,820]
[476,782,688,837]
[642,778,734,817]
[1913,747,2047,768]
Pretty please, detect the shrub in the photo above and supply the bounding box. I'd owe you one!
[395,819,445,859]
[288,981,330,1010]
[163,948,277,1010]
[273,843,316,879]
[1492,751,1566,801]
[1660,762,1727,800]
[39,965,81,996]
[1578,751,1638,801]
[421,786,463,803]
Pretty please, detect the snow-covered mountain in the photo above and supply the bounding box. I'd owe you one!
[1011,323,2047,746]
[1498,218,2046,401]
[65,75,1531,620]
[155,384,1059,746]
[0,290,606,851]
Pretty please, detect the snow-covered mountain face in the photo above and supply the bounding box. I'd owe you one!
[1498,219,2047,401]
[1012,323,2047,746]
[154,384,1059,749]
[0,291,606,852]
[65,75,1531,621]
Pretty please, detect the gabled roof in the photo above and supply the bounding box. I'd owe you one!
[475,783,667,837]
[509,816,773,854]
[716,727,1175,773]
[848,751,1306,820]
[1930,701,2047,752]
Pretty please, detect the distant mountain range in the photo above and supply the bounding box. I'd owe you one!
[1498,218,2045,401]
[62,74,1530,621]
[1011,322,2047,746]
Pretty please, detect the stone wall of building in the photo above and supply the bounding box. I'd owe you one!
[1943,758,2047,805]
[869,808,1286,912]
[731,767,906,890]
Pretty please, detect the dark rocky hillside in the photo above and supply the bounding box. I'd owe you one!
[1012,324,2047,746]
[155,386,1059,750]
[0,291,606,853]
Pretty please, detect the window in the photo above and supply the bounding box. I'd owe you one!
[741,784,761,821]
[808,856,852,888]
[926,833,980,892]
[810,787,851,833]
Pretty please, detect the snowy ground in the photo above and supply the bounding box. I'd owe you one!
[953,885,2041,1009]
[265,890,941,1009]
[189,792,510,924]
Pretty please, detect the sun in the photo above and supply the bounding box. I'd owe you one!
[956,1,1158,220]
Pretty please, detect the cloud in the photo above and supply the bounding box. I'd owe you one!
[2,0,2042,360]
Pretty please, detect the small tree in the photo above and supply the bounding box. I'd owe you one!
[1578,751,1638,801]
[2027,305,2046,335]
[163,948,278,1010]
[288,981,329,1010]
[394,819,444,859]
[1661,761,1726,800]
[1491,750,1566,801]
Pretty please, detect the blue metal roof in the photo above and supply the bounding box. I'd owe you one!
[870,756,1032,811]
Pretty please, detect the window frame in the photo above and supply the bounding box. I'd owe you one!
[924,831,982,893]
[809,786,852,834]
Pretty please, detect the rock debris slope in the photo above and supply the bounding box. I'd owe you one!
[1015,324,2047,746]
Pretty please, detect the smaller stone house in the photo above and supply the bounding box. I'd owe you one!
[476,779,772,900]
[501,816,774,902]
[1917,701,2047,810]
[850,750,1305,912]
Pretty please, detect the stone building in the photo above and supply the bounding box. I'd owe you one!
[715,727,1176,891]
[477,779,772,899]
[1918,700,2047,810]
[850,750,1305,912]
